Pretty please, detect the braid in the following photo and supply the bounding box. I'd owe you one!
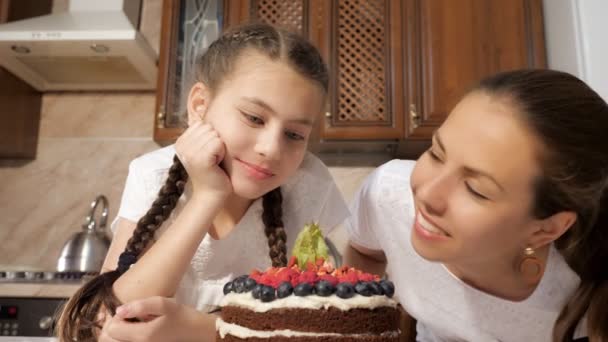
[125,156,188,255]
[262,187,287,267]
[56,155,188,341]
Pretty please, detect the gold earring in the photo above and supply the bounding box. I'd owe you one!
[518,247,544,286]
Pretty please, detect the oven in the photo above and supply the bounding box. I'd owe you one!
[0,297,65,339]
[0,271,96,340]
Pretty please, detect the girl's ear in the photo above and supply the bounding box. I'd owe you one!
[187,82,210,126]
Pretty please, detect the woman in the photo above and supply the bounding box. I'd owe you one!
[346,69,608,341]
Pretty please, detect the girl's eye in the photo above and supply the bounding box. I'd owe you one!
[244,113,264,125]
[465,183,490,200]
[285,131,305,141]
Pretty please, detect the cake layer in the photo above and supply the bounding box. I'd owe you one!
[221,306,400,335]
[216,318,400,342]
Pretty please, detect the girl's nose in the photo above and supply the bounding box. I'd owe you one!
[254,130,282,160]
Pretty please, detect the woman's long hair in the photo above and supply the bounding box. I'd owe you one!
[477,69,608,341]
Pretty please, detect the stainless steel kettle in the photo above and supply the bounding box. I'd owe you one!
[57,195,111,272]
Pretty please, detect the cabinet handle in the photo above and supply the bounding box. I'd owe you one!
[325,111,332,118]
[410,104,421,129]
[156,111,166,128]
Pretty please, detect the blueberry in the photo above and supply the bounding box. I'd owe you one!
[244,277,257,291]
[355,282,373,297]
[368,281,383,295]
[336,282,355,299]
[277,282,294,298]
[315,280,335,297]
[252,284,264,299]
[260,286,276,302]
[293,282,314,296]
[233,277,247,293]
[223,281,233,295]
[379,280,395,298]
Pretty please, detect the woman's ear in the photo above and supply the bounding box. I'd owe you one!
[187,82,210,126]
[529,211,577,248]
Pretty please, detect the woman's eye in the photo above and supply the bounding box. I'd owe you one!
[465,183,489,200]
[426,148,441,161]
[285,131,305,141]
[244,113,264,125]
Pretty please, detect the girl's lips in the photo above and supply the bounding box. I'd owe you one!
[236,158,275,180]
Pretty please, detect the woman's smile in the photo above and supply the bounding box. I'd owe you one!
[414,211,451,241]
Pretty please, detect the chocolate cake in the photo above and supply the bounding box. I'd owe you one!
[215,257,400,341]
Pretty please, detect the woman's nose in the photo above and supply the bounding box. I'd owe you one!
[415,173,452,216]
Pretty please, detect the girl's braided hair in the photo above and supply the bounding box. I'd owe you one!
[57,22,328,340]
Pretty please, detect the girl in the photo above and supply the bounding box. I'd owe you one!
[346,69,608,341]
[58,23,349,341]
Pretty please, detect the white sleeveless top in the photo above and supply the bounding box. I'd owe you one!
[111,145,349,312]
[345,159,587,341]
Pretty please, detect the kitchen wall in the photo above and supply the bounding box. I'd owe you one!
[543,0,608,100]
[0,0,375,270]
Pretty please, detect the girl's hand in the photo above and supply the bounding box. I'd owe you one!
[99,297,213,342]
[175,121,232,201]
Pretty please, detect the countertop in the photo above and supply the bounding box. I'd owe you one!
[0,283,81,298]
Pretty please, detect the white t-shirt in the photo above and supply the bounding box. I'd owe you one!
[345,159,586,342]
[111,145,349,312]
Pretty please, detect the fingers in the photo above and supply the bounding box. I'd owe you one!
[99,317,129,342]
[175,123,225,168]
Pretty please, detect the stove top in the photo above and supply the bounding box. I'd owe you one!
[0,271,98,284]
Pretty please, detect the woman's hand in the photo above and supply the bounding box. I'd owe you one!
[99,297,216,342]
[175,121,232,202]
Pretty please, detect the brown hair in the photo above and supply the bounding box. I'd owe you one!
[57,23,328,341]
[476,69,608,341]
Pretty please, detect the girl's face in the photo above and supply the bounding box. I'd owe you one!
[410,92,547,268]
[190,51,325,199]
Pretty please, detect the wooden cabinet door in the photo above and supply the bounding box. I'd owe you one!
[0,0,52,159]
[311,0,405,141]
[226,0,307,34]
[405,0,546,140]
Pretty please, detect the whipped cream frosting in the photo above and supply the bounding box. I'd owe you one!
[220,292,398,312]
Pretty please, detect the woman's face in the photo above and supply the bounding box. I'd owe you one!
[190,51,325,200]
[410,91,546,268]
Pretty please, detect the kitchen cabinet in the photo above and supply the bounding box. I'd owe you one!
[0,0,52,159]
[155,0,545,159]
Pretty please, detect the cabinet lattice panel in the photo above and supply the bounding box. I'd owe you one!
[253,0,305,34]
[335,0,388,125]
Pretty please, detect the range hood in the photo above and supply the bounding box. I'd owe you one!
[0,0,157,91]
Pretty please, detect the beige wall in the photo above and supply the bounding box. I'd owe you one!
[0,0,375,270]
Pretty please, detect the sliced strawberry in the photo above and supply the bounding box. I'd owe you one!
[288,256,297,268]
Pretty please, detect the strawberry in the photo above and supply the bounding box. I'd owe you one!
[337,272,359,285]
[299,271,319,285]
[358,272,375,282]
[249,269,263,282]
[315,257,325,267]
[288,256,297,268]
